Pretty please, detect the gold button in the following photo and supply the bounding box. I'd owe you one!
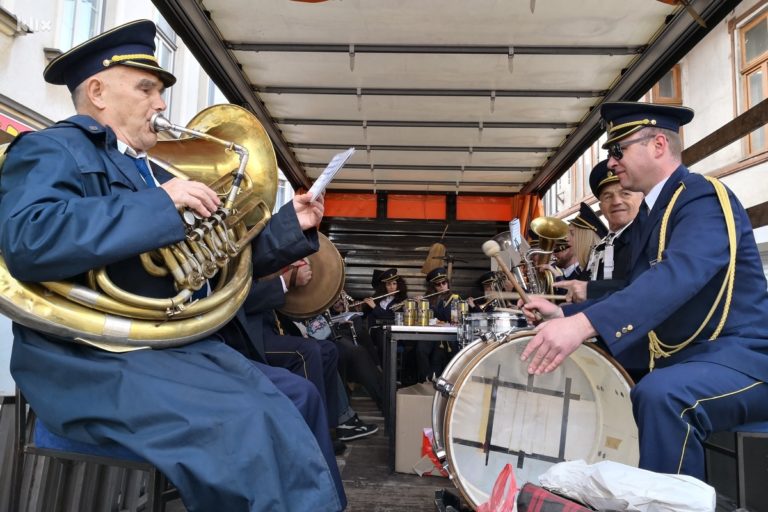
[627,325,634,332]
[615,332,622,338]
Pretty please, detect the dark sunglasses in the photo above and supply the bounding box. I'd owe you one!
[607,134,655,160]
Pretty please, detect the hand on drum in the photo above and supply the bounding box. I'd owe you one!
[520,312,597,375]
[293,191,324,230]
[552,279,588,303]
[282,259,312,289]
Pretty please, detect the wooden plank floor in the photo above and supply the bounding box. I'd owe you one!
[166,392,746,512]
[340,396,448,512]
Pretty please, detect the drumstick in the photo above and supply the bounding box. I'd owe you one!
[482,240,543,321]
[493,291,569,302]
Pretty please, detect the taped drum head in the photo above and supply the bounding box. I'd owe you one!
[444,331,638,508]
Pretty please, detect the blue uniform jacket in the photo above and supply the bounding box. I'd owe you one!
[571,166,768,380]
[0,115,341,511]
[0,115,318,362]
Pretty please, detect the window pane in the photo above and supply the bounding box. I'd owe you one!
[60,0,103,49]
[745,17,768,64]
[748,68,765,105]
[747,69,765,152]
[658,69,676,98]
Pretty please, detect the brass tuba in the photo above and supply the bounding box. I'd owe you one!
[0,104,277,351]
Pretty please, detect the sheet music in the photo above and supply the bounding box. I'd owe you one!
[308,147,356,201]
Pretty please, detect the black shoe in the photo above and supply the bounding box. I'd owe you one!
[336,414,379,441]
[333,439,347,455]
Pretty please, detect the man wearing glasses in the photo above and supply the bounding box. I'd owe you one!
[519,102,768,480]
[554,159,643,302]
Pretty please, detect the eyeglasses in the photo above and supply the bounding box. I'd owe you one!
[607,134,655,160]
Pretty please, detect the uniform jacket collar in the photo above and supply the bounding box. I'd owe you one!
[631,164,689,268]
[58,115,153,191]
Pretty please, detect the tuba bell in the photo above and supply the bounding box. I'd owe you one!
[0,104,277,351]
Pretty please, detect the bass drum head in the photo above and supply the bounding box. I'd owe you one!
[444,331,638,508]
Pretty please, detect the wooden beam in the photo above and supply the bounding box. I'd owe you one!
[683,97,768,167]
[747,201,768,229]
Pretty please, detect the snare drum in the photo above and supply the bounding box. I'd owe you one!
[436,330,638,509]
[458,312,526,348]
[487,311,526,332]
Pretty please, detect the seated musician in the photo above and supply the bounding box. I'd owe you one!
[0,20,344,510]
[468,270,504,313]
[363,268,409,363]
[363,268,408,325]
[290,311,384,422]
[426,267,460,323]
[331,291,381,366]
[546,203,603,293]
[241,262,342,441]
[554,160,643,303]
[520,101,768,482]
[416,267,459,382]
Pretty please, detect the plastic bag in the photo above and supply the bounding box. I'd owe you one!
[539,460,716,512]
[477,463,517,512]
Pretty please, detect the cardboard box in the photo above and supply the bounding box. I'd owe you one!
[395,382,435,474]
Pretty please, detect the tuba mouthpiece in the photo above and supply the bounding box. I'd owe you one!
[150,113,175,133]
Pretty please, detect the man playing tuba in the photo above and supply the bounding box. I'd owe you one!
[0,20,345,511]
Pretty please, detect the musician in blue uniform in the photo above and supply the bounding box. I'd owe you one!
[0,20,344,511]
[520,102,768,480]
[555,160,643,302]
[242,268,342,433]
[363,268,408,324]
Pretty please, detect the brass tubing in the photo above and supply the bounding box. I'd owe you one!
[140,252,169,277]
[94,268,192,311]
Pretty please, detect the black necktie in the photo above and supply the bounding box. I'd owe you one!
[132,156,156,188]
[637,201,649,228]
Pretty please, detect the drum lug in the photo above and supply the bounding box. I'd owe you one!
[434,377,454,396]
[480,331,497,342]
[435,448,446,463]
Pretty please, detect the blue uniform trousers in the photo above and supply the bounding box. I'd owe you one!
[264,331,341,426]
[12,332,345,512]
[632,360,768,479]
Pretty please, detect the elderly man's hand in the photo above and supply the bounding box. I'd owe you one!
[293,192,324,231]
[553,279,588,303]
[520,313,595,374]
[161,178,220,217]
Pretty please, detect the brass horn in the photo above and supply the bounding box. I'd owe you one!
[529,217,568,267]
[0,104,277,351]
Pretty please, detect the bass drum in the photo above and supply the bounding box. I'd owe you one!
[432,337,489,460]
[442,330,638,509]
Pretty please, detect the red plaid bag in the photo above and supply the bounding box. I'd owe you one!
[516,483,592,512]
